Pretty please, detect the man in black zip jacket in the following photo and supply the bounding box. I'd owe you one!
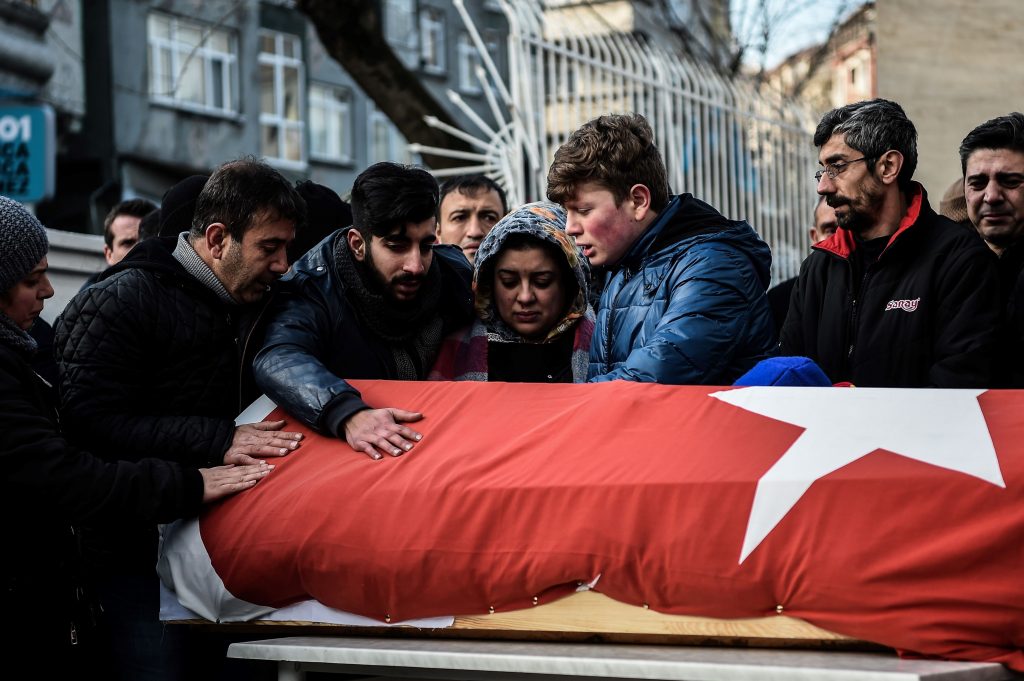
[780,99,1000,387]
[54,158,307,679]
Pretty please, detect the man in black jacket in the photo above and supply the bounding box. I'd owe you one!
[55,158,307,679]
[767,196,838,339]
[960,112,1024,386]
[254,162,473,460]
[780,99,1000,387]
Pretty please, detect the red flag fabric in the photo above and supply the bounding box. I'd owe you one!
[197,381,1024,670]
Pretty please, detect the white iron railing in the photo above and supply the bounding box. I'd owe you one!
[411,0,819,282]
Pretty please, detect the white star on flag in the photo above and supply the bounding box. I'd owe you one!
[709,387,1004,564]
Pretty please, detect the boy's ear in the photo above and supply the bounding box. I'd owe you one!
[628,184,653,222]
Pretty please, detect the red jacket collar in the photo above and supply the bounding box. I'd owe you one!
[814,182,924,260]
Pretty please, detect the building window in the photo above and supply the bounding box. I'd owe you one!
[458,31,501,95]
[368,105,395,165]
[147,12,238,115]
[483,29,502,64]
[457,33,482,94]
[367,103,418,166]
[309,84,353,164]
[419,7,446,74]
[385,0,418,69]
[259,30,305,168]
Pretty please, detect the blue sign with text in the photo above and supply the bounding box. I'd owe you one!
[0,104,55,203]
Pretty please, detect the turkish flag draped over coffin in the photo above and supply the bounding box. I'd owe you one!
[196,381,1024,669]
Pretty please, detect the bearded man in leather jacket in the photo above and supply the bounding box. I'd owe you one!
[254,162,473,461]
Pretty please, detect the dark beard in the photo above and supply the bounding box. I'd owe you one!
[361,246,425,307]
[334,233,445,347]
[828,191,879,235]
[834,204,872,233]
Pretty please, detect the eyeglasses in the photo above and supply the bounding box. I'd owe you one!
[815,157,870,182]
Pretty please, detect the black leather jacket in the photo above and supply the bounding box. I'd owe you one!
[254,230,473,435]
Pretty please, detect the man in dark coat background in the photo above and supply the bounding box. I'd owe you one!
[767,196,838,338]
[960,112,1024,386]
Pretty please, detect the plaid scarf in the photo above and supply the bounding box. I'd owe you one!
[428,310,595,382]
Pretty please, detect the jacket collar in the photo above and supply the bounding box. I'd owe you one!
[105,235,276,309]
[618,196,682,269]
[171,232,236,304]
[814,182,925,260]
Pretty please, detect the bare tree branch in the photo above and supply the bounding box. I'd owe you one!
[791,0,854,97]
[296,0,472,169]
[729,0,863,84]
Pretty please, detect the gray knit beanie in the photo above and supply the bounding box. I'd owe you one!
[0,196,49,294]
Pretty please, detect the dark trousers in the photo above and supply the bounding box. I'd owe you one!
[95,572,187,681]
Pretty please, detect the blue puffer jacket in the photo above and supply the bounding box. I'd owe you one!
[589,194,775,384]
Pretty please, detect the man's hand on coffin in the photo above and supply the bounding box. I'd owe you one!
[344,407,424,460]
[200,462,273,502]
[224,420,304,465]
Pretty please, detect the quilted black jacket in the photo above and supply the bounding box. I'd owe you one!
[55,237,270,572]
[56,237,270,468]
[0,339,201,652]
[253,230,473,436]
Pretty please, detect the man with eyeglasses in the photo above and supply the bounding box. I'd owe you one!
[779,98,999,387]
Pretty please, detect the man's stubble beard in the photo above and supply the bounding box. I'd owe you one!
[361,245,424,307]
[828,182,885,237]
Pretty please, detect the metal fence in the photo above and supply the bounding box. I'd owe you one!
[414,0,819,282]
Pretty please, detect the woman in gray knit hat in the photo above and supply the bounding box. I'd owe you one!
[0,197,54,352]
[0,196,273,671]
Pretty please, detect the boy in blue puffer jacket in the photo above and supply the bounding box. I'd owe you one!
[547,113,776,384]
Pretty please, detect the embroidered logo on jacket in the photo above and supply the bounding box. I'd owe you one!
[885,297,921,312]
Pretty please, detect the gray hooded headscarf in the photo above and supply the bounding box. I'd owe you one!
[473,201,591,343]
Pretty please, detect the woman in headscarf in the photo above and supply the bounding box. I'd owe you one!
[0,196,271,671]
[430,201,594,382]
